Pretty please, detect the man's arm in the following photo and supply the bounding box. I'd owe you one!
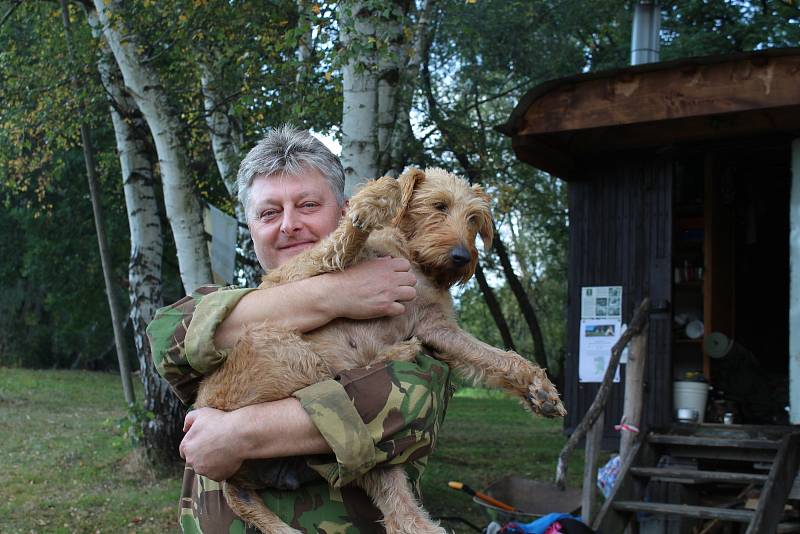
[213,256,417,349]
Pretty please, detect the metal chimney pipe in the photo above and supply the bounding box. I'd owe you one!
[631,1,661,65]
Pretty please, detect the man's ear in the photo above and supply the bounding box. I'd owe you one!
[392,167,426,224]
[340,198,349,218]
[471,184,494,250]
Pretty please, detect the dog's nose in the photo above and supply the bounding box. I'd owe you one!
[450,246,471,267]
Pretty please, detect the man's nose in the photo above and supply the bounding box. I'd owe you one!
[280,207,302,235]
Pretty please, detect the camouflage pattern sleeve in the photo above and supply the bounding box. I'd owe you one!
[146,285,256,405]
[294,352,452,488]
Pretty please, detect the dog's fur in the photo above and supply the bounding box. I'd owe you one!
[195,168,566,534]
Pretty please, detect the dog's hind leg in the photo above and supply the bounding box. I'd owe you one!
[358,467,447,534]
[224,482,301,534]
[373,337,422,364]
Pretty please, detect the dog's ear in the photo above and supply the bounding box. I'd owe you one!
[392,167,426,224]
[471,184,494,250]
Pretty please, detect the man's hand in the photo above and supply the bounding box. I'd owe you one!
[180,407,244,481]
[325,256,417,320]
[180,399,332,481]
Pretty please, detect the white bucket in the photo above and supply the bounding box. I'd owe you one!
[673,381,709,423]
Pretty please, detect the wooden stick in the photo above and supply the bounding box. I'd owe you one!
[581,410,605,525]
[620,324,648,458]
[555,298,650,489]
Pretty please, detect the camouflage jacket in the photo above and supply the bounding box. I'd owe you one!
[146,286,452,533]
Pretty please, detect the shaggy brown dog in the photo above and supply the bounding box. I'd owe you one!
[195,167,566,534]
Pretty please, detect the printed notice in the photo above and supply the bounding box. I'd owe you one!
[581,286,622,320]
[579,318,622,383]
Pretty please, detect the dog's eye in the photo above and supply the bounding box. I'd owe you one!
[433,202,448,212]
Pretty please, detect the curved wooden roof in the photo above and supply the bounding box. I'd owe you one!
[500,48,800,178]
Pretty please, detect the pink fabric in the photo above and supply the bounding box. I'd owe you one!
[544,522,563,534]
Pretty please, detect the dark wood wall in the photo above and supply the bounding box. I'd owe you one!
[564,155,673,447]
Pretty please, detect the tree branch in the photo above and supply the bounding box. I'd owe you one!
[555,298,651,489]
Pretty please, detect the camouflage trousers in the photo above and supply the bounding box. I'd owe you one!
[179,466,387,534]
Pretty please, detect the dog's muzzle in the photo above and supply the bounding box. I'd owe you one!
[449,245,471,267]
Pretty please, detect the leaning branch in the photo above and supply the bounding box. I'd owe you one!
[555,298,650,489]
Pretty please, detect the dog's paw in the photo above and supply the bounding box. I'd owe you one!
[349,177,401,231]
[525,377,566,418]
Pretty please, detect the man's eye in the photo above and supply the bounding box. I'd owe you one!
[301,202,319,209]
[261,210,278,219]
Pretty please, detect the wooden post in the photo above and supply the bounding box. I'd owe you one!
[790,138,800,424]
[555,299,650,489]
[620,326,648,458]
[582,410,605,525]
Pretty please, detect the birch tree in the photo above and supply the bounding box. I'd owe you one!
[339,0,380,195]
[91,0,211,295]
[92,30,189,461]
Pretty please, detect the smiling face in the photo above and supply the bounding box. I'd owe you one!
[247,167,347,270]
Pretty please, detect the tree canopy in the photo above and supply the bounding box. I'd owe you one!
[0,0,798,459]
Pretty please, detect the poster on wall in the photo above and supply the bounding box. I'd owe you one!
[581,286,622,320]
[579,286,623,383]
[579,318,622,382]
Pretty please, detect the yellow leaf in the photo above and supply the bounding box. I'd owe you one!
[325,71,332,82]
[466,0,478,3]
[312,3,321,14]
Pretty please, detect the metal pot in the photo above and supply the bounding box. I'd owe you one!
[676,408,699,423]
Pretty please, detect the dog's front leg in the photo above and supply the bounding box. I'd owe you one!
[266,176,403,282]
[415,315,566,418]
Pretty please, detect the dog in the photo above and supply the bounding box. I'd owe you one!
[195,167,566,534]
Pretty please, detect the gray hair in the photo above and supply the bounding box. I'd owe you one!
[236,125,346,215]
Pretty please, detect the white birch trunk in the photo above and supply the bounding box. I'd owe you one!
[199,60,260,285]
[91,13,186,463]
[382,0,436,176]
[376,3,403,176]
[92,0,211,294]
[295,0,314,84]
[340,0,379,196]
[385,0,436,174]
[199,61,242,196]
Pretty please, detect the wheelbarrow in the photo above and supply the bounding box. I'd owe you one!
[470,475,582,525]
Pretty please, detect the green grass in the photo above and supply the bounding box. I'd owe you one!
[0,369,180,533]
[0,370,584,533]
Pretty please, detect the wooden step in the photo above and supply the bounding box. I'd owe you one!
[648,434,781,449]
[612,501,753,522]
[648,434,781,461]
[630,467,768,485]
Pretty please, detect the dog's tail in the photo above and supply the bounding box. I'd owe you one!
[223,481,301,534]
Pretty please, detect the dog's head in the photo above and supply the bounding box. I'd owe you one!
[393,167,493,288]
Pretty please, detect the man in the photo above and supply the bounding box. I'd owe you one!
[146,126,451,533]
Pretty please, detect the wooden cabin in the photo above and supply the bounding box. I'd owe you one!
[500,48,800,446]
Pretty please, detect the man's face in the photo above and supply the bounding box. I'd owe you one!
[247,168,346,270]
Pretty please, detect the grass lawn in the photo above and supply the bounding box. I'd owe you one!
[0,369,585,533]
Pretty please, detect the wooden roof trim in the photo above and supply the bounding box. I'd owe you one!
[498,48,800,138]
